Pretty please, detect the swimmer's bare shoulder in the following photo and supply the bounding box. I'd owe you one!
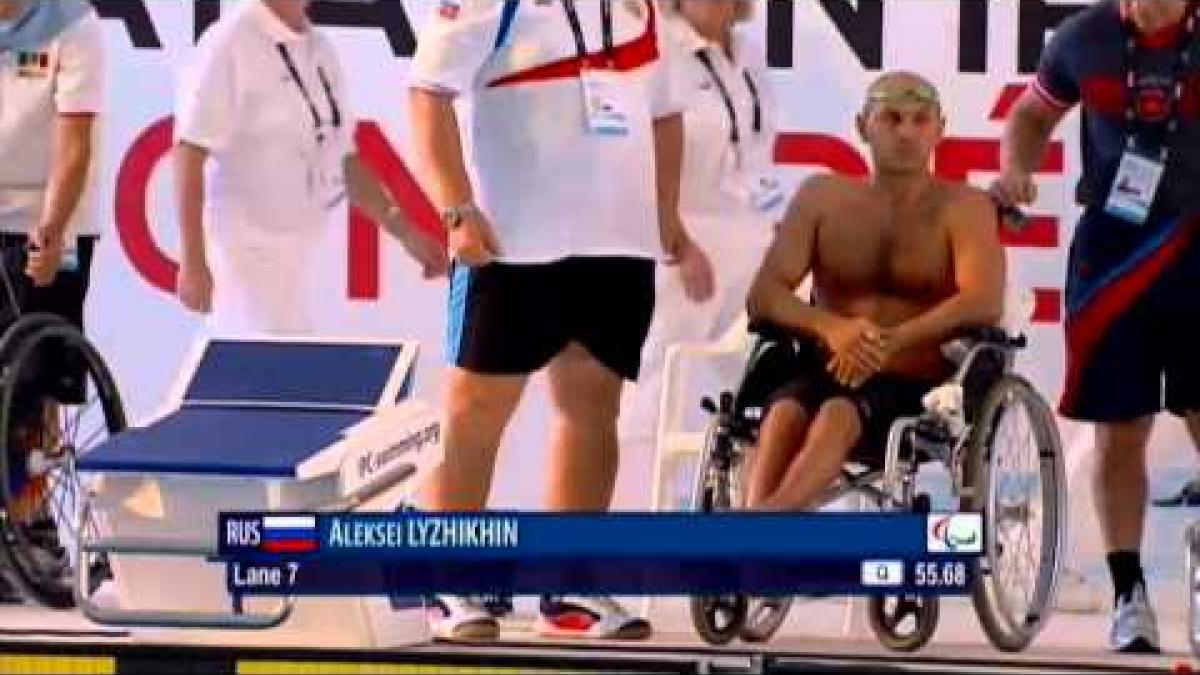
[776,172,865,233]
[933,178,1001,238]
[759,173,864,286]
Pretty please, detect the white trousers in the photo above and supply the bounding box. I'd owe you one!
[616,214,773,509]
[206,222,328,337]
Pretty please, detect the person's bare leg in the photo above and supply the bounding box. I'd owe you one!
[544,342,624,511]
[421,367,528,511]
[1186,411,1200,464]
[1094,418,1154,556]
[757,398,862,511]
[744,400,810,507]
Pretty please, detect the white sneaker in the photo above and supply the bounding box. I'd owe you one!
[1110,585,1160,654]
[535,595,652,640]
[428,595,499,641]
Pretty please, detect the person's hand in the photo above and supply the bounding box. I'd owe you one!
[177,258,214,314]
[827,352,874,389]
[25,228,64,287]
[821,316,885,388]
[664,226,715,302]
[400,226,451,279]
[449,210,500,267]
[990,171,1037,208]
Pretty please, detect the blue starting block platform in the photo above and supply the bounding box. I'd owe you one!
[75,337,439,648]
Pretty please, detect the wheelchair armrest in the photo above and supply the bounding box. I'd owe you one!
[950,325,1026,350]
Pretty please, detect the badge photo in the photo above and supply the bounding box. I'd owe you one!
[15,51,50,78]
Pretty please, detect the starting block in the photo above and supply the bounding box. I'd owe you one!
[75,337,441,648]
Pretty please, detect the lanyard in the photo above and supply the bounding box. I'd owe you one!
[694,49,762,146]
[562,0,614,66]
[1121,6,1199,159]
[277,43,342,145]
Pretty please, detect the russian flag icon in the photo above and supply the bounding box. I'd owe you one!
[261,515,318,554]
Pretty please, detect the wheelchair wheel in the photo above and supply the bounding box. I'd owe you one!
[739,596,793,643]
[690,594,749,646]
[688,418,748,645]
[0,316,127,609]
[866,594,939,652]
[961,374,1064,652]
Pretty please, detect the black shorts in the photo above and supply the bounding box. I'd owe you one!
[767,340,936,463]
[1061,209,1200,421]
[446,256,655,381]
[0,234,97,405]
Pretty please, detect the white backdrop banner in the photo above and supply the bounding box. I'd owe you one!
[83,0,1196,607]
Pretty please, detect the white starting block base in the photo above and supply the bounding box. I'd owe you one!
[77,338,438,648]
[88,476,429,649]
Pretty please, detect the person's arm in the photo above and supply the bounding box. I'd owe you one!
[343,154,449,278]
[408,89,475,212]
[890,190,1006,350]
[408,88,498,266]
[747,176,840,338]
[174,142,214,313]
[653,113,685,252]
[993,16,1077,206]
[175,143,208,269]
[344,155,406,236]
[33,116,92,243]
[406,0,505,267]
[1003,92,1068,176]
[171,22,241,313]
[27,11,105,285]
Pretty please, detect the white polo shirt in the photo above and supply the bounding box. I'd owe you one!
[411,0,687,264]
[664,17,780,228]
[0,8,104,237]
[175,1,356,236]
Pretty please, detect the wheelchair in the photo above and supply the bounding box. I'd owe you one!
[688,320,1066,653]
[0,256,127,609]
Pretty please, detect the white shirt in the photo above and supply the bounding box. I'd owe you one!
[175,2,356,235]
[0,8,104,236]
[664,17,780,228]
[410,0,687,264]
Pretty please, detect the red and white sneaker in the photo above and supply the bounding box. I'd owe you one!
[534,595,652,640]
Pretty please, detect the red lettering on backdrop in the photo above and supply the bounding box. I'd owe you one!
[775,132,870,176]
[350,122,446,300]
[113,118,447,301]
[115,86,1068,321]
[114,116,176,294]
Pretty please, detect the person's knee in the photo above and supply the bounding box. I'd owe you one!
[443,370,522,428]
[550,356,623,426]
[761,400,810,441]
[1095,418,1153,469]
[817,397,863,446]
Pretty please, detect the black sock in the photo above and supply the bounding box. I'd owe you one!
[1107,551,1145,604]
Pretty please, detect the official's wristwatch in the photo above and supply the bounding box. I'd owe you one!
[441,203,480,231]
